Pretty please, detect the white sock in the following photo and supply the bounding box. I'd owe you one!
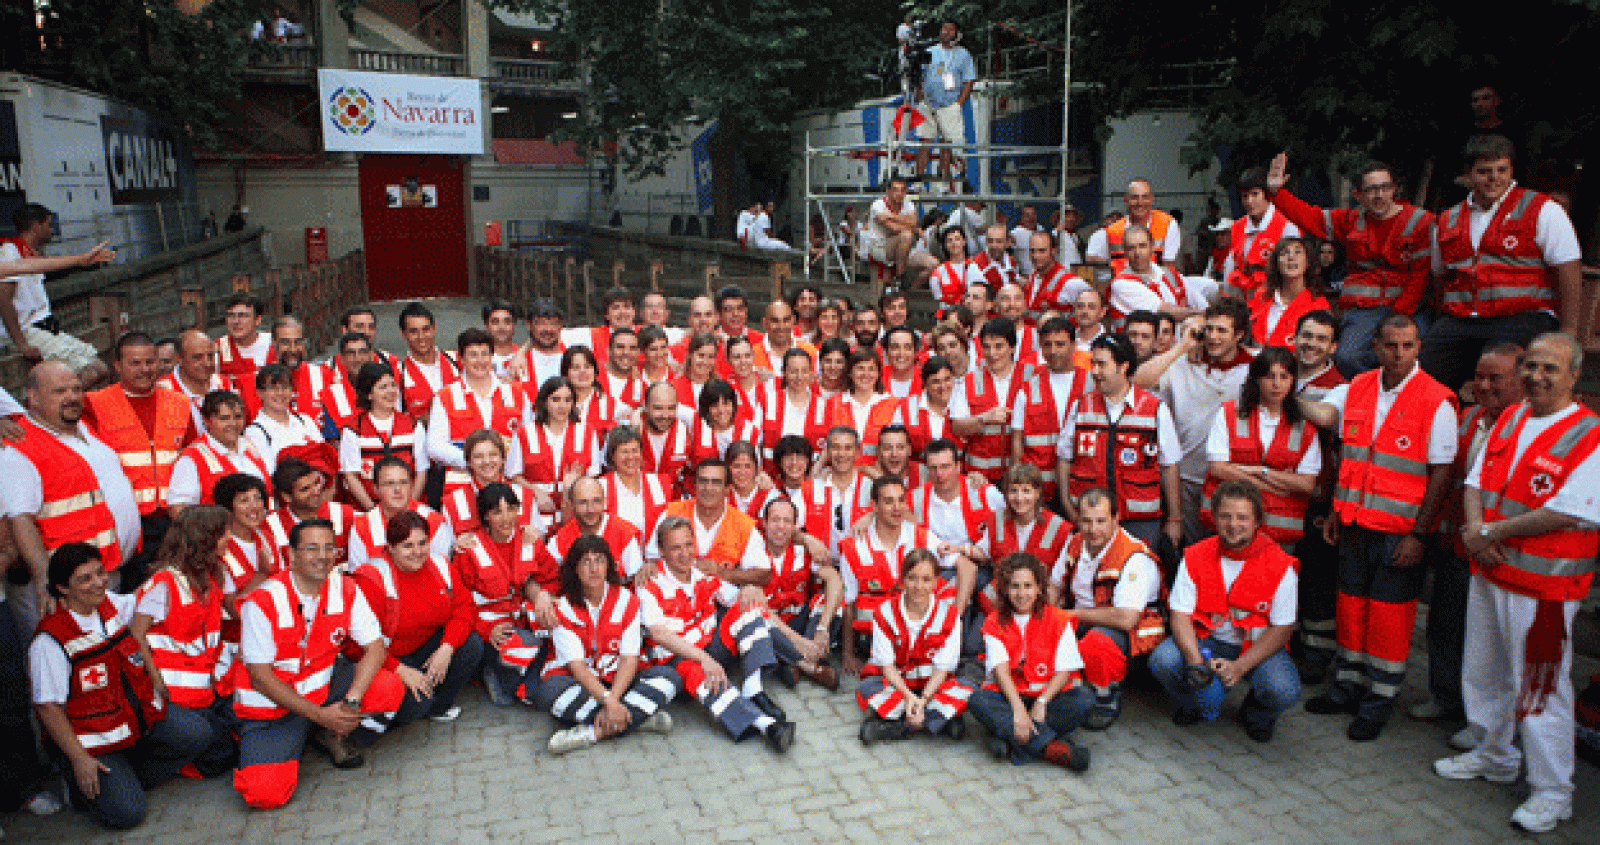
[742,672,765,698]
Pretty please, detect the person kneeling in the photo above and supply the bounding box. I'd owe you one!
[232,519,405,809]
[533,536,679,754]
[1151,480,1301,742]
[640,515,796,752]
[858,549,974,743]
[969,553,1094,771]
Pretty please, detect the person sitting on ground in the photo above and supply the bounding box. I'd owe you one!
[748,497,842,691]
[857,548,975,744]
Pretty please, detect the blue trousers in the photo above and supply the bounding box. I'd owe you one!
[967,684,1094,765]
[65,703,220,829]
[1149,636,1302,732]
[1424,545,1471,713]
[353,631,486,747]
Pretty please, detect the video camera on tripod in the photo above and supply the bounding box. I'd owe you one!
[897,19,942,94]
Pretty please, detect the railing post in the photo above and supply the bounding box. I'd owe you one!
[703,264,720,296]
[769,261,789,304]
[179,288,207,331]
[582,260,595,324]
[612,259,625,290]
[86,294,128,352]
[266,270,284,322]
[650,260,663,293]
[563,256,576,320]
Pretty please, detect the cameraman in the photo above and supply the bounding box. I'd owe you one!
[915,21,976,192]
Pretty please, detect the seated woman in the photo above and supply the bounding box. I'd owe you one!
[348,511,485,745]
[452,483,560,706]
[168,390,270,515]
[339,361,428,511]
[968,552,1093,771]
[349,458,453,570]
[1151,480,1301,743]
[439,429,536,536]
[1200,346,1320,551]
[532,535,679,755]
[31,544,219,829]
[517,377,601,519]
[130,506,242,777]
[857,549,973,743]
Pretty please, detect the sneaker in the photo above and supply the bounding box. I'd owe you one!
[1408,699,1464,722]
[944,714,967,741]
[1172,707,1202,727]
[638,710,673,735]
[1042,739,1091,773]
[1084,686,1122,731]
[314,729,366,769]
[1510,795,1572,833]
[547,726,597,755]
[22,791,63,816]
[1449,724,1485,751]
[428,705,462,722]
[859,716,909,745]
[764,720,796,753]
[1305,693,1359,716]
[1432,752,1518,784]
[1346,717,1384,742]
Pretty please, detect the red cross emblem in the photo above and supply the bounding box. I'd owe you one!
[78,663,109,692]
[1502,235,1519,251]
[328,626,347,646]
[1077,431,1097,457]
[1530,472,1554,497]
[1255,601,1270,612]
[1033,662,1050,678]
[1394,435,1412,452]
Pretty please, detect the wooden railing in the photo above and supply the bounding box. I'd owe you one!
[491,59,570,87]
[249,43,320,72]
[351,49,465,76]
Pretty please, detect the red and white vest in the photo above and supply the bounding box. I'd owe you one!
[137,568,226,707]
[179,437,271,505]
[1438,186,1557,319]
[1185,533,1295,651]
[37,598,165,754]
[980,605,1079,696]
[398,351,460,419]
[233,569,364,720]
[544,584,640,683]
[1201,401,1316,544]
[963,364,1032,480]
[1066,388,1165,520]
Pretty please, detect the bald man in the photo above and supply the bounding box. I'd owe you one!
[159,330,232,429]
[760,301,812,368]
[671,296,719,367]
[1086,179,1181,270]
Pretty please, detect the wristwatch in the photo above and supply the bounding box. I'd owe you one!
[342,697,361,711]
[1479,524,1493,540]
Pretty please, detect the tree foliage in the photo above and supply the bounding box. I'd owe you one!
[0,0,280,147]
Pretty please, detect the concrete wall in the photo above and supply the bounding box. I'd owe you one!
[196,162,362,267]
[1101,109,1219,264]
[468,161,599,244]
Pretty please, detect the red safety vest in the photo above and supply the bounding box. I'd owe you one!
[1027,262,1079,314]
[598,473,672,537]
[519,421,597,513]
[84,385,191,515]
[1107,266,1187,328]
[545,584,639,683]
[1015,368,1090,497]
[909,483,992,546]
[453,527,560,640]
[980,605,1078,697]
[137,568,226,708]
[179,437,271,505]
[1333,368,1455,533]
[37,598,165,755]
[972,249,1016,288]
[576,389,625,442]
[439,477,536,536]
[759,543,816,624]
[894,394,962,457]
[929,259,979,305]
[863,597,961,688]
[218,334,274,380]
[1184,533,1295,651]
[290,364,331,420]
[1066,388,1165,521]
[1437,186,1557,319]
[262,503,355,566]
[1103,211,1175,270]
[345,412,420,502]
[222,529,277,586]
[839,524,934,632]
[318,380,361,433]
[1250,287,1330,350]
[9,418,124,570]
[757,382,831,466]
[350,504,444,565]
[640,569,723,662]
[549,514,641,581]
[1200,401,1316,544]
[688,417,763,468]
[1475,402,1600,600]
[398,351,460,419]
[1272,188,1431,310]
[988,511,1071,570]
[640,420,692,493]
[800,473,874,549]
[963,364,1032,480]
[1222,210,1290,298]
[1063,529,1168,655]
[232,569,363,720]
[435,381,525,444]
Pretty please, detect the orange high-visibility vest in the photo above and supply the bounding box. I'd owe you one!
[1333,368,1455,533]
[10,418,124,570]
[1063,528,1168,656]
[85,385,190,514]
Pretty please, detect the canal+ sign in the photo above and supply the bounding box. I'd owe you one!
[318,69,484,156]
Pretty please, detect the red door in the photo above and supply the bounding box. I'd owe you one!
[358,154,468,300]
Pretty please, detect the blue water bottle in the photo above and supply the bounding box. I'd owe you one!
[1195,646,1226,721]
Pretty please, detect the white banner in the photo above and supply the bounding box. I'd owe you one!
[318,69,485,155]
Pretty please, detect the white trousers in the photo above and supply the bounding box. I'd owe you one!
[1461,573,1577,801]
[3,325,101,373]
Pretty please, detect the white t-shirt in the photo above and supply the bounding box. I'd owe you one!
[233,333,274,367]
[871,596,960,672]
[1204,406,1323,476]
[0,418,142,566]
[169,436,270,505]
[1055,390,1184,467]
[1465,402,1600,525]
[0,241,51,340]
[30,593,139,705]
[244,411,324,473]
[1168,551,1298,645]
[1319,364,1458,466]
[240,578,382,665]
[1158,355,1254,482]
[982,612,1084,675]
[1086,222,1182,264]
[1008,369,1084,430]
[1428,183,1582,274]
[1048,538,1161,611]
[552,597,643,668]
[868,197,912,247]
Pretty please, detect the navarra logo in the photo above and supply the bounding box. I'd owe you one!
[328,86,377,135]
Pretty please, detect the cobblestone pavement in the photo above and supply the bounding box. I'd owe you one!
[10,300,1596,844]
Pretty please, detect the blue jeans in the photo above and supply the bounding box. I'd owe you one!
[967,685,1094,765]
[65,704,220,829]
[1334,305,1390,378]
[1150,636,1302,732]
[1419,311,1556,391]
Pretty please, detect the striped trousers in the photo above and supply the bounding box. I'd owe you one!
[669,606,779,740]
[1328,524,1428,723]
[856,673,973,733]
[531,666,680,734]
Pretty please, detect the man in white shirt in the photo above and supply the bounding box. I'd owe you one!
[0,203,113,375]
[1072,289,1107,354]
[735,201,760,245]
[1085,179,1183,271]
[1010,204,1042,277]
[750,201,790,251]
[866,176,937,286]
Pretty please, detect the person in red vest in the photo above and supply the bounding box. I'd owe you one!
[215,295,274,382]
[1421,134,1584,391]
[481,299,521,380]
[346,458,453,571]
[30,543,219,829]
[396,302,460,420]
[339,362,427,510]
[231,519,404,808]
[750,497,842,691]
[515,376,601,518]
[160,330,233,429]
[1106,227,1196,331]
[548,477,646,579]
[1437,332,1595,834]
[509,299,566,389]
[530,535,677,755]
[827,349,900,467]
[595,426,674,540]
[1152,480,1301,742]
[643,459,765,581]
[1265,152,1433,377]
[261,458,357,568]
[837,475,942,677]
[1249,238,1331,350]
[967,551,1092,769]
[634,381,693,494]
[168,390,270,515]
[1299,313,1457,741]
[83,331,200,585]
[345,511,484,748]
[951,319,1033,483]
[316,333,375,439]
[907,438,1003,658]
[426,328,529,493]
[1085,179,1181,271]
[1218,166,1300,301]
[1287,309,1346,684]
[1009,316,1091,504]
[856,548,974,744]
[1024,232,1088,320]
[800,426,875,558]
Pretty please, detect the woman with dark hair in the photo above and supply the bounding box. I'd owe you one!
[968,552,1094,771]
[815,337,851,399]
[674,332,721,421]
[348,511,484,744]
[30,544,219,829]
[1250,236,1331,349]
[930,321,975,378]
[340,361,427,509]
[828,348,900,466]
[452,483,560,705]
[1201,346,1320,548]
[562,346,623,440]
[1316,237,1345,292]
[857,549,974,743]
[169,389,271,514]
[530,535,679,755]
[597,425,674,534]
[516,377,600,517]
[689,377,762,468]
[244,363,323,472]
[928,226,984,309]
[726,441,779,518]
[811,301,845,347]
[894,355,961,458]
[637,325,675,387]
[722,334,769,424]
[215,472,278,598]
[348,458,454,570]
[440,429,536,535]
[771,434,815,503]
[755,347,829,473]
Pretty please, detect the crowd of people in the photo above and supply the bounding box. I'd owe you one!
[0,131,1592,835]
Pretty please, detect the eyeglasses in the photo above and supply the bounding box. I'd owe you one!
[696,476,727,487]
[1359,183,1396,194]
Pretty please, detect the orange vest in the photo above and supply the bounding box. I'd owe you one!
[1185,533,1294,651]
[232,569,361,720]
[9,418,124,570]
[1066,388,1165,520]
[85,385,190,514]
[661,500,756,568]
[980,605,1078,696]
[1475,402,1600,600]
[36,598,165,755]
[827,392,902,465]
[1063,529,1167,656]
[1333,368,1455,533]
[963,364,1032,480]
[1201,401,1316,544]
[1104,211,1174,270]
[1437,186,1557,319]
[137,568,226,708]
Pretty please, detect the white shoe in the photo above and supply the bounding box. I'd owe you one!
[638,710,673,735]
[546,725,597,755]
[428,705,462,722]
[1432,752,1518,783]
[1407,699,1446,720]
[22,791,63,816]
[1510,795,1572,833]
[1449,724,1485,751]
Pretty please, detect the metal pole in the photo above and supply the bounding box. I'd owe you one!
[1060,5,1072,227]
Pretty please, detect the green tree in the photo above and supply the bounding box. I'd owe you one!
[490,0,902,237]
